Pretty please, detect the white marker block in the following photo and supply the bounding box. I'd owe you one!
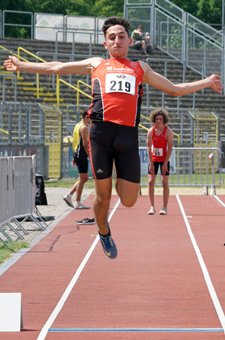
[0,293,23,332]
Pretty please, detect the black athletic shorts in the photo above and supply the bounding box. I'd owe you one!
[148,161,170,176]
[73,152,88,174]
[89,121,140,183]
[134,41,142,49]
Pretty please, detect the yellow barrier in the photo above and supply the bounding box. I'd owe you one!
[139,124,148,131]
[0,128,9,135]
[77,80,91,105]
[2,44,93,105]
[56,77,92,106]
[140,114,151,122]
[0,45,27,63]
[17,47,47,99]
[0,45,48,99]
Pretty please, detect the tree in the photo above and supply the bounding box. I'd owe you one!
[92,0,123,17]
[0,0,29,11]
[0,0,33,38]
[171,0,199,17]
[171,0,222,29]
[197,0,222,27]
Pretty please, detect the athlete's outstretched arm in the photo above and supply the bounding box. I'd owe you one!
[4,55,103,75]
[141,62,223,96]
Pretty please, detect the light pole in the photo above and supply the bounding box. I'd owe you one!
[222,0,225,94]
[223,0,225,39]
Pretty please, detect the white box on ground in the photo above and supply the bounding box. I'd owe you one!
[0,293,23,332]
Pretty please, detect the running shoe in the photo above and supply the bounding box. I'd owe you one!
[148,206,155,215]
[99,224,117,259]
[63,195,74,208]
[159,207,167,215]
[75,218,95,225]
[74,203,90,209]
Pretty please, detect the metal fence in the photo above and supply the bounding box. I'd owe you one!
[139,147,223,193]
[1,6,224,89]
[0,101,47,176]
[2,10,34,39]
[125,0,225,92]
[0,155,47,245]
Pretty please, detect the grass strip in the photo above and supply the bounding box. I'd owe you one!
[0,241,29,265]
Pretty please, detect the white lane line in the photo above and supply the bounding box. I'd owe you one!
[214,194,225,208]
[176,195,225,334]
[37,198,121,340]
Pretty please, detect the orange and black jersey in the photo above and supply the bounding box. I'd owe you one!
[88,58,144,127]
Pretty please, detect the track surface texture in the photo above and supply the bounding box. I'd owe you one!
[0,193,225,340]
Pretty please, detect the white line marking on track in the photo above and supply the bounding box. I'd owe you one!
[214,194,225,207]
[176,195,225,334]
[37,198,121,340]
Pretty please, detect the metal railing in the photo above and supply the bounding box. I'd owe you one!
[0,128,8,135]
[0,73,17,102]
[56,78,92,106]
[1,6,224,89]
[4,46,94,104]
[145,57,222,109]
[125,0,225,92]
[2,10,33,39]
[17,47,47,98]
[139,146,223,191]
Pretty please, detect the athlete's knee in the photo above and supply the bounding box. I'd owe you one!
[162,179,169,189]
[148,177,155,187]
[79,173,89,184]
[120,197,137,208]
[116,179,139,207]
[83,174,89,183]
[95,192,111,208]
[120,193,138,208]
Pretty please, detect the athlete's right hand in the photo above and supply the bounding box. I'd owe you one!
[4,56,20,72]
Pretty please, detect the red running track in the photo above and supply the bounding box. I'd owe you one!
[0,194,225,340]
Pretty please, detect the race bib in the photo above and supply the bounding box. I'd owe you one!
[152,147,163,157]
[105,73,135,95]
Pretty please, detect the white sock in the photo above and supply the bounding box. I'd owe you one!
[75,201,80,205]
[68,193,72,198]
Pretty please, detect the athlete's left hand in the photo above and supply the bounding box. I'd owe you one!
[209,74,223,94]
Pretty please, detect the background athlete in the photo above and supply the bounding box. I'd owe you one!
[4,16,223,259]
[63,109,91,209]
[147,108,173,216]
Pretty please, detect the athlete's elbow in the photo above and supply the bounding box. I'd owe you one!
[168,87,180,97]
[49,63,65,75]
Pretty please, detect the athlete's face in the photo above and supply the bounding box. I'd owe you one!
[155,114,164,128]
[104,25,132,59]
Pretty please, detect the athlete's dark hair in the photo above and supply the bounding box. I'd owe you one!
[102,16,130,37]
[150,108,170,124]
[81,109,89,119]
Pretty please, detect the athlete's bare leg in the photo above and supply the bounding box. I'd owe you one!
[75,173,89,201]
[93,177,139,236]
[116,178,139,207]
[148,173,156,207]
[69,173,88,201]
[93,177,112,236]
[161,175,169,208]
